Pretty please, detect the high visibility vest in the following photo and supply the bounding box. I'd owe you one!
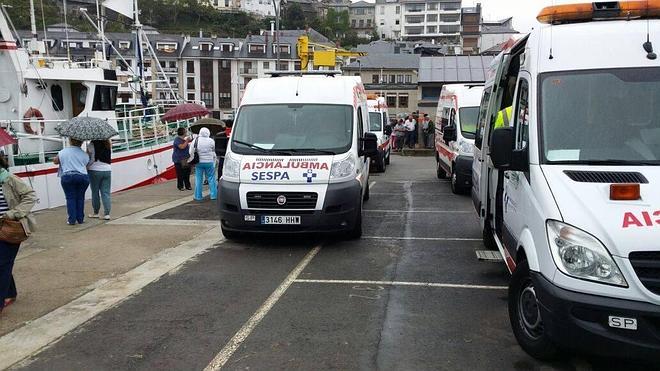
[494,106,513,129]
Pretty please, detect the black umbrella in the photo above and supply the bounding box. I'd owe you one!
[56,117,118,141]
[190,118,226,136]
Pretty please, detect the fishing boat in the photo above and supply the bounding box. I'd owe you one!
[0,1,200,211]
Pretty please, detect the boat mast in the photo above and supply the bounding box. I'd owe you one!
[29,0,38,40]
[95,0,106,60]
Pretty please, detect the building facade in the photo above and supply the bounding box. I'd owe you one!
[375,0,402,40]
[349,1,376,39]
[480,17,519,52]
[460,3,481,54]
[400,0,461,48]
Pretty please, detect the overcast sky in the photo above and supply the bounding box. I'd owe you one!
[462,0,581,32]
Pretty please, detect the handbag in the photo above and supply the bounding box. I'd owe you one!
[189,138,200,166]
[0,217,28,245]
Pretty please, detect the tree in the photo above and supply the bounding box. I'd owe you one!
[320,9,349,42]
[282,3,306,30]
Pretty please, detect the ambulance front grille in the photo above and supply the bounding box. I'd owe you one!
[246,192,318,209]
[629,252,660,295]
[564,171,648,184]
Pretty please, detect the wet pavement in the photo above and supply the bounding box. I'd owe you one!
[12,157,658,370]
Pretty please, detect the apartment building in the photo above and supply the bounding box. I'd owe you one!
[375,0,402,40]
[399,0,462,48]
[349,1,376,39]
[460,3,481,54]
[480,17,519,52]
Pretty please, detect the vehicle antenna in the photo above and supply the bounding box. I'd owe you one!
[643,0,657,60]
[548,0,554,59]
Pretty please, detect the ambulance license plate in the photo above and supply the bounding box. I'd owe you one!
[261,215,301,225]
[608,316,637,330]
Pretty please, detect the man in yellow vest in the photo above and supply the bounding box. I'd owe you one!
[494,106,513,129]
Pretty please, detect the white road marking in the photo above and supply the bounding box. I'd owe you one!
[295,279,507,290]
[204,245,322,371]
[0,227,222,370]
[362,236,482,242]
[363,210,473,213]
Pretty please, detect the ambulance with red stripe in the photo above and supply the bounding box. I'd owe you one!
[434,84,484,194]
[367,95,392,173]
[473,1,660,361]
[218,72,378,239]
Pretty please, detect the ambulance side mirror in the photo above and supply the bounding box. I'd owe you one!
[360,132,378,158]
[215,134,229,157]
[490,127,528,172]
[384,124,393,136]
[443,125,457,142]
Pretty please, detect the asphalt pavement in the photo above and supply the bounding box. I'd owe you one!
[13,156,658,371]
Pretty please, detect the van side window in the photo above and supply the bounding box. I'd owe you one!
[513,79,530,150]
[357,107,364,137]
[475,91,491,149]
[449,109,456,127]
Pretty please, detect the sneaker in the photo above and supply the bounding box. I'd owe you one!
[4,298,15,307]
[103,215,111,220]
[89,214,100,218]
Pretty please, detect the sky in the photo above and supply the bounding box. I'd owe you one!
[462,0,581,32]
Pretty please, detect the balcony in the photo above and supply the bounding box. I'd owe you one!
[404,26,424,35]
[404,15,424,24]
[241,68,257,75]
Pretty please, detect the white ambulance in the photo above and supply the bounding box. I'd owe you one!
[367,95,392,172]
[473,2,660,360]
[434,84,484,194]
[218,72,378,239]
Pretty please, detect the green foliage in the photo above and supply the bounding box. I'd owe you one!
[3,0,60,31]
[281,3,305,30]
[320,9,349,41]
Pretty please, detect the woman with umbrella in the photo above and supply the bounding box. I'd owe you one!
[54,117,117,225]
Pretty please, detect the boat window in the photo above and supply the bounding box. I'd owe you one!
[92,86,117,111]
[51,85,64,111]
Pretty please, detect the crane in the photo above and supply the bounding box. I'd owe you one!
[296,36,367,70]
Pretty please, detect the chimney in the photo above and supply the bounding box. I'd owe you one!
[199,29,203,38]
[270,20,275,36]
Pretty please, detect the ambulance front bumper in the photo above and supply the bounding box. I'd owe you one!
[218,179,361,234]
[532,272,660,360]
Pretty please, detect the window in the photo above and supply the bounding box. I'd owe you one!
[243,61,253,73]
[427,14,437,22]
[263,61,271,70]
[514,79,530,149]
[51,85,63,111]
[395,19,400,25]
[187,77,195,90]
[169,61,177,69]
[396,75,404,83]
[273,44,290,54]
[389,75,395,84]
[200,42,213,52]
[119,41,130,49]
[474,91,491,149]
[398,94,408,108]
[428,2,438,10]
[359,19,364,28]
[187,61,195,74]
[118,59,130,71]
[248,44,265,54]
[156,42,177,52]
[367,19,372,27]
[356,8,365,15]
[187,93,196,101]
[220,43,233,52]
[405,75,412,83]
[160,61,166,68]
[357,108,364,138]
[92,86,117,111]
[351,19,356,27]
[294,61,301,70]
[382,33,385,38]
[386,95,396,107]
[427,26,437,33]
[142,60,151,69]
[395,5,400,14]
[369,112,383,131]
[380,6,385,14]
[372,74,379,83]
[380,21,385,26]
[278,62,289,71]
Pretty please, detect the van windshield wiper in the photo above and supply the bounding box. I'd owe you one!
[275,148,337,155]
[232,140,269,153]
[579,159,658,166]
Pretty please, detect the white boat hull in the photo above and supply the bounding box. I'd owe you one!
[11,143,177,211]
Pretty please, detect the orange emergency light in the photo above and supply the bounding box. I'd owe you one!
[610,183,641,201]
[538,1,660,24]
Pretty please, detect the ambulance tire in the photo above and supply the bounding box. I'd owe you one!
[221,225,240,240]
[375,153,386,173]
[348,202,363,240]
[363,181,370,201]
[450,166,468,195]
[384,151,390,165]
[509,260,561,361]
[436,154,447,179]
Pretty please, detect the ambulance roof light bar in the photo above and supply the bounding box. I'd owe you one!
[537,0,660,24]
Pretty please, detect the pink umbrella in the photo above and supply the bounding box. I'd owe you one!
[161,103,210,122]
[0,128,17,147]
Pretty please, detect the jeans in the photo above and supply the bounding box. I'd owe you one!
[89,170,111,216]
[217,157,224,181]
[174,162,191,190]
[61,172,90,224]
[405,131,415,148]
[195,162,217,201]
[0,241,19,310]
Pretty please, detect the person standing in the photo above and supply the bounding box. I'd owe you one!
[191,127,217,201]
[87,140,112,220]
[54,138,90,225]
[0,154,37,314]
[173,127,192,191]
[404,115,416,149]
[422,114,434,148]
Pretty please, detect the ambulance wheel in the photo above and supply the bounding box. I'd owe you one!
[450,166,468,195]
[436,157,447,179]
[363,181,370,201]
[221,226,240,240]
[348,202,363,239]
[509,260,560,361]
[384,151,390,165]
[376,153,386,173]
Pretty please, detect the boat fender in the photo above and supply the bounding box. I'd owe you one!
[23,107,45,135]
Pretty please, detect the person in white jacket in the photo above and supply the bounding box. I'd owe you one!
[190,127,217,201]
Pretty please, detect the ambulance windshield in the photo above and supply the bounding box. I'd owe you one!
[232,104,353,155]
[369,112,383,132]
[458,107,479,139]
[541,68,660,164]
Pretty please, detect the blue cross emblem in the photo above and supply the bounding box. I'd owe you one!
[303,169,317,183]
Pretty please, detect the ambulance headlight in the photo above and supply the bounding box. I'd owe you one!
[330,153,356,182]
[457,139,473,156]
[546,220,627,287]
[222,153,240,181]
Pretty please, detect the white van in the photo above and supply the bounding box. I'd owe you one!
[367,95,392,172]
[218,72,378,239]
[434,84,484,194]
[474,2,660,361]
